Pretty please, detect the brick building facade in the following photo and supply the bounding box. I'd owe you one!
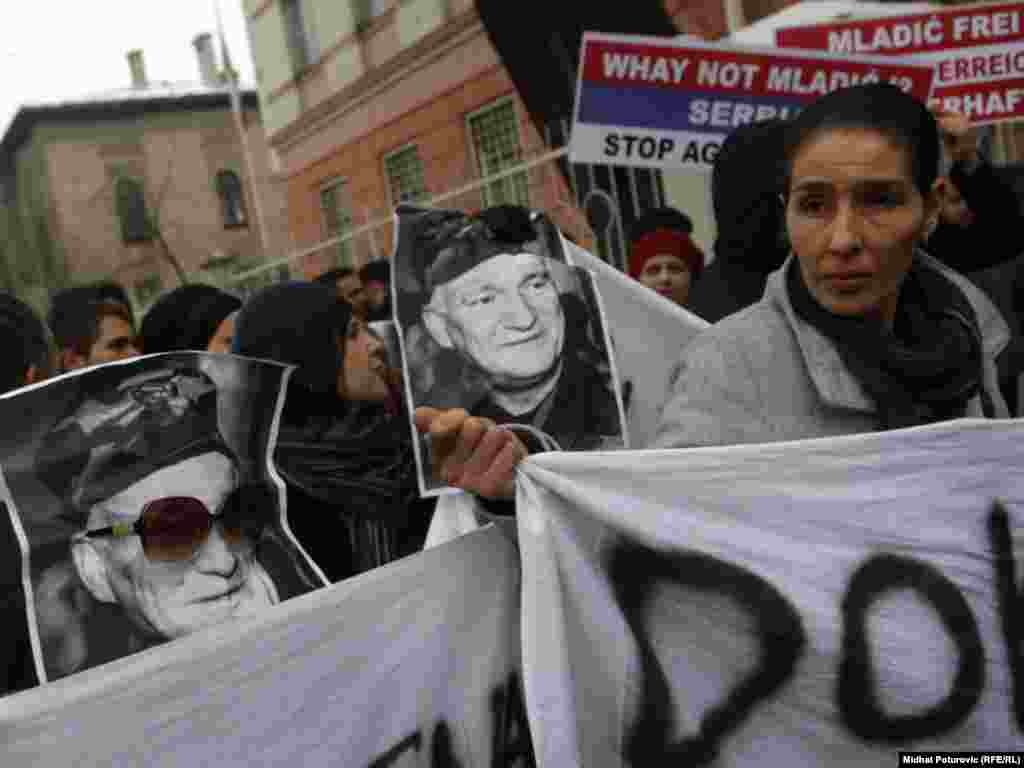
[0,41,288,310]
[246,0,787,279]
[247,0,860,281]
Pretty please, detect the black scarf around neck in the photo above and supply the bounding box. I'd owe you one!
[786,258,990,429]
[275,395,417,518]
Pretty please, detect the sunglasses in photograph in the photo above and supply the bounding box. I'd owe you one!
[80,484,274,562]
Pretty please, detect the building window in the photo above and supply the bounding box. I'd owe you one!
[116,178,151,244]
[282,0,317,73]
[467,97,530,209]
[319,178,353,267]
[354,0,391,30]
[384,145,427,206]
[216,170,248,229]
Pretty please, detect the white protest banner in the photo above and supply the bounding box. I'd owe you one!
[423,233,709,549]
[777,1,1024,125]
[391,205,628,497]
[570,32,935,171]
[0,524,531,768]
[515,418,1024,766]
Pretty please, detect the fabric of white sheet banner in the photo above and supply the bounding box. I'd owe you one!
[515,418,1024,767]
[0,525,527,768]
[423,237,709,548]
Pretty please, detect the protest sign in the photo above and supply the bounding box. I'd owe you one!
[390,205,628,497]
[570,32,935,171]
[0,524,530,768]
[422,228,709,549]
[0,353,327,696]
[515,418,1024,766]
[777,2,1024,125]
[561,237,708,449]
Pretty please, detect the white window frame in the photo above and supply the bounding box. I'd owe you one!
[465,96,530,209]
[318,177,353,266]
[382,142,428,208]
[353,0,391,28]
[281,0,319,72]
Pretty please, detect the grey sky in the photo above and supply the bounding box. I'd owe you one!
[1,0,256,136]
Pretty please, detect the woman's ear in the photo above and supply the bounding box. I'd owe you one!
[70,537,118,604]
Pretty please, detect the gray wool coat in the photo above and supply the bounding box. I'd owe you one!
[650,252,1010,450]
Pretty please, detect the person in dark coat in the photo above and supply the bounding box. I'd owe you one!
[924,104,1024,273]
[923,105,1024,414]
[687,119,791,324]
[139,284,242,354]
[0,292,52,394]
[233,282,433,582]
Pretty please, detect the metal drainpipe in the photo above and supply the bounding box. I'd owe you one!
[723,0,747,35]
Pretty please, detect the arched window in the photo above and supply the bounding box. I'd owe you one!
[216,170,248,229]
[116,178,151,244]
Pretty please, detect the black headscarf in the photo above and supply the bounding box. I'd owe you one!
[688,120,790,323]
[139,285,242,354]
[711,119,790,273]
[787,257,992,429]
[232,282,423,577]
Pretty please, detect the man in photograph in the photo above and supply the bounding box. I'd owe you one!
[30,367,293,678]
[400,205,624,457]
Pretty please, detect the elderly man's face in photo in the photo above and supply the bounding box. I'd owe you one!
[76,452,276,639]
[430,252,565,386]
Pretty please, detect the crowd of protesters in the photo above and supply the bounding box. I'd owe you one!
[1,83,1023,589]
[0,259,424,587]
[418,84,1024,504]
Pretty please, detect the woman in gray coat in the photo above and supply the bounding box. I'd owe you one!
[414,83,1010,498]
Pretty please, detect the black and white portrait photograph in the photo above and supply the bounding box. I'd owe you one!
[0,353,326,691]
[392,204,628,496]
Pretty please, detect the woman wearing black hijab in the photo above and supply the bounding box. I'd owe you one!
[139,284,242,354]
[232,281,433,582]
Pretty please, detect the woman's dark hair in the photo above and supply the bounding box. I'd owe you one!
[783,84,940,197]
[139,284,241,353]
[93,281,134,326]
[0,292,50,394]
[233,282,354,426]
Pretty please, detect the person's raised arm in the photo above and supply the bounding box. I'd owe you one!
[414,407,530,501]
[927,104,1024,272]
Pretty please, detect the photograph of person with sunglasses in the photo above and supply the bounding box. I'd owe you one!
[0,358,324,689]
[393,204,627,495]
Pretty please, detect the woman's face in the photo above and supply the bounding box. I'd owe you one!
[638,254,692,307]
[785,128,939,327]
[207,311,238,354]
[337,317,390,402]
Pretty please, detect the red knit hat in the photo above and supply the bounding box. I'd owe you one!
[628,228,705,280]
